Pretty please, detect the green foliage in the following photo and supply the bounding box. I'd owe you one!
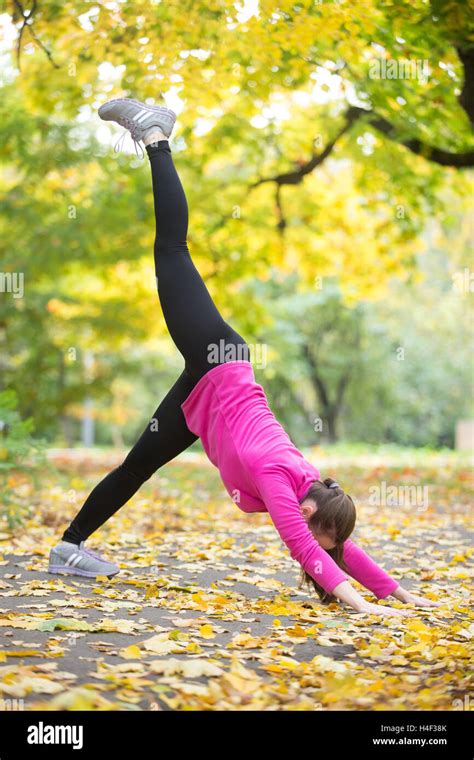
[0,390,46,527]
[0,1,472,447]
[256,247,473,448]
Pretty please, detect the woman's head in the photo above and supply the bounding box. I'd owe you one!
[299,477,356,604]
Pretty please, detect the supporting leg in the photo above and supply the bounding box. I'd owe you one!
[61,368,198,544]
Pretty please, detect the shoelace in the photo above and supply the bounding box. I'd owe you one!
[113,116,145,159]
[79,541,105,561]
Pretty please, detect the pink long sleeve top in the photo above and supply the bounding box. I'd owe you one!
[181,361,399,599]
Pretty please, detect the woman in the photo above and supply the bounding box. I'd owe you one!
[48,98,440,617]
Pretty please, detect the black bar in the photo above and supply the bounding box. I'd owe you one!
[0,709,471,757]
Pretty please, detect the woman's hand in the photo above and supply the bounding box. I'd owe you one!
[331,580,416,617]
[354,600,416,618]
[391,585,442,608]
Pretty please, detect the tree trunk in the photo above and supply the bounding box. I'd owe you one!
[325,408,338,443]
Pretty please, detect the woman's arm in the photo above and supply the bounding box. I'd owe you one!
[331,580,415,617]
[255,467,413,617]
[256,466,347,593]
[343,539,441,608]
[343,538,400,599]
[389,585,442,607]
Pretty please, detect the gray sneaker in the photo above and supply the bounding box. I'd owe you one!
[48,540,120,578]
[98,97,176,156]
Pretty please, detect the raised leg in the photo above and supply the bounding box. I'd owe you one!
[147,140,250,378]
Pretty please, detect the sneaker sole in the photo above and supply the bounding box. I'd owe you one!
[98,98,176,133]
[48,564,119,578]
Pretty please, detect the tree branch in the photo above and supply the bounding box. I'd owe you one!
[360,108,474,168]
[250,98,473,193]
[275,184,286,233]
[250,106,361,189]
[13,0,59,70]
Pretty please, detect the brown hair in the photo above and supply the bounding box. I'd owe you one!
[298,477,356,605]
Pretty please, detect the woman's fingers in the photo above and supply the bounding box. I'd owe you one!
[357,604,416,618]
[381,607,416,617]
[408,596,443,607]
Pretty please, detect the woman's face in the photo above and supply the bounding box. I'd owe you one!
[300,499,337,549]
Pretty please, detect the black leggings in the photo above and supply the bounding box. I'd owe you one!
[62,141,249,544]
